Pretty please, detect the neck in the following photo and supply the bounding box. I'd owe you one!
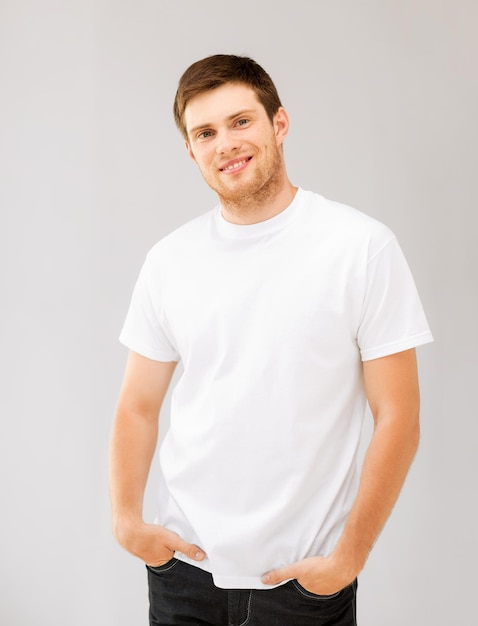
[220,179,298,226]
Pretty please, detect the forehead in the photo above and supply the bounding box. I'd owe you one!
[184,83,264,132]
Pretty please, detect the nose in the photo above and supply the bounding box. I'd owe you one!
[215,128,241,155]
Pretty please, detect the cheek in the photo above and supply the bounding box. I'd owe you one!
[200,146,216,163]
[192,150,212,170]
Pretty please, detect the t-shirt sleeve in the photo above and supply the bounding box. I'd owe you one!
[357,236,433,361]
[119,254,180,362]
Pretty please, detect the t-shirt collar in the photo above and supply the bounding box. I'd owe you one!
[214,188,303,239]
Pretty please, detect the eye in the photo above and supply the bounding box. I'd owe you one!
[235,118,249,127]
[197,130,214,140]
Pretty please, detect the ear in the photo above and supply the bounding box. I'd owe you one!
[273,107,290,146]
[185,140,197,163]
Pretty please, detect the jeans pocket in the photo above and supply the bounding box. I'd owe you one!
[291,579,351,601]
[145,557,179,574]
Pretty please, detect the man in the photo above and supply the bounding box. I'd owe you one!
[109,55,432,625]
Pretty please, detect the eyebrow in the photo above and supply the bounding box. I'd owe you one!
[188,109,256,136]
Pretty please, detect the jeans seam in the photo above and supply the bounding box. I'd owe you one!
[238,590,253,626]
[291,580,343,600]
[146,558,179,573]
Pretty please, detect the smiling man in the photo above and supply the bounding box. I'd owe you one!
[109,55,433,626]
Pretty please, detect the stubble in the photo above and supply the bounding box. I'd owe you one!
[203,144,286,220]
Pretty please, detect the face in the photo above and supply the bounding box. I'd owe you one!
[184,82,289,208]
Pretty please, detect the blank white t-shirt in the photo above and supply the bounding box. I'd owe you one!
[120,188,433,589]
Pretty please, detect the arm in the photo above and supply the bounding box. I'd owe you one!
[263,348,420,593]
[109,351,205,566]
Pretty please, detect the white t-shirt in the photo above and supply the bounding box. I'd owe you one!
[119,188,433,589]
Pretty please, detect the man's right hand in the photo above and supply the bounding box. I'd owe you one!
[115,519,206,567]
[109,356,205,567]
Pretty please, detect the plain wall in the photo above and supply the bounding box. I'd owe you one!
[1,1,477,624]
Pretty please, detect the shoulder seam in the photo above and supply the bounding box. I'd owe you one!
[367,234,396,265]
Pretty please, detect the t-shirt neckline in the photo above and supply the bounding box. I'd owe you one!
[214,187,303,239]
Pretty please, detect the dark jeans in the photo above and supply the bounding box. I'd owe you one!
[147,558,357,626]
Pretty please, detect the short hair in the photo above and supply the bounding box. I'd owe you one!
[173,54,282,139]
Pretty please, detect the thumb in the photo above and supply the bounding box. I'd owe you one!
[166,530,206,562]
[262,564,296,586]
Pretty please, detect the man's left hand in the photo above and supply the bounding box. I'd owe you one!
[261,554,357,596]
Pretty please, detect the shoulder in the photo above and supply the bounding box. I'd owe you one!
[299,189,396,256]
[144,208,215,266]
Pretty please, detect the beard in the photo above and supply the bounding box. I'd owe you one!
[199,143,285,217]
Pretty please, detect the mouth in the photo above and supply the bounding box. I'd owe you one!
[219,157,252,173]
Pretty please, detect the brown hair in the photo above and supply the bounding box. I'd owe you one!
[173,54,282,139]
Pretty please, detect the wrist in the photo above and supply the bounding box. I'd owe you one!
[328,543,367,583]
[112,513,145,551]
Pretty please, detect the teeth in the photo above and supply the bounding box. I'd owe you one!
[223,159,248,171]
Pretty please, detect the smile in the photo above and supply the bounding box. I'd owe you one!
[219,157,252,172]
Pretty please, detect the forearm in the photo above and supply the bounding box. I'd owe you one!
[109,407,158,542]
[109,354,176,543]
[333,409,420,576]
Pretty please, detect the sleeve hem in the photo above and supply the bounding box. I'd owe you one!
[119,335,180,363]
[360,331,434,362]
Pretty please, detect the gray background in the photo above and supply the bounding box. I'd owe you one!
[1,1,477,624]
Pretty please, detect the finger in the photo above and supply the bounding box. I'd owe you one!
[261,564,297,586]
[166,531,206,561]
[145,553,174,567]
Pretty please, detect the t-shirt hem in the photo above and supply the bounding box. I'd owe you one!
[175,554,287,590]
[360,331,434,361]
